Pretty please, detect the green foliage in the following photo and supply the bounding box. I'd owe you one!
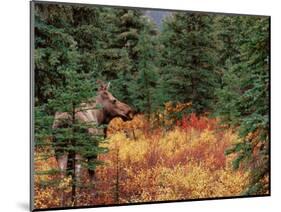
[160,13,220,114]
[128,23,159,117]
[106,9,149,105]
[217,16,270,194]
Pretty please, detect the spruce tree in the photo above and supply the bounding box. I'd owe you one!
[128,22,159,118]
[34,3,108,206]
[34,3,76,105]
[216,16,270,195]
[160,13,220,114]
[102,9,146,106]
[35,67,107,206]
[70,6,107,80]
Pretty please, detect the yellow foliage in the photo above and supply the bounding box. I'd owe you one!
[34,114,251,208]
[164,101,192,114]
[96,115,250,203]
[34,184,61,209]
[108,114,147,135]
[34,153,61,209]
[161,101,192,126]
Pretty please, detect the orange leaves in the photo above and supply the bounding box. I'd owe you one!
[94,115,249,203]
[34,113,250,208]
[164,101,192,114]
[34,152,61,209]
[108,114,147,134]
[34,184,61,209]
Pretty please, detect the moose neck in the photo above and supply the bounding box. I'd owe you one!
[94,104,114,138]
[95,95,114,125]
[96,108,114,125]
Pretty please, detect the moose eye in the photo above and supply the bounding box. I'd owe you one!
[112,99,117,104]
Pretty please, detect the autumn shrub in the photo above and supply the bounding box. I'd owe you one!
[94,115,250,204]
[34,114,250,208]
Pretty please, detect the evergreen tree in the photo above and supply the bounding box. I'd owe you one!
[34,3,107,206]
[70,6,107,80]
[34,4,76,105]
[160,13,220,114]
[128,23,159,118]
[35,68,107,206]
[216,16,270,195]
[211,16,241,89]
[103,9,147,106]
[34,4,113,105]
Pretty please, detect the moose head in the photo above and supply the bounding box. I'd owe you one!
[95,81,134,124]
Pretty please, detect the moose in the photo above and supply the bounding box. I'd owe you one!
[52,81,134,189]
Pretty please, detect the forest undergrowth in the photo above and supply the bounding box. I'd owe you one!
[34,104,251,208]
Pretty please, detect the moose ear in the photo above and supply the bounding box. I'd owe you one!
[106,82,111,90]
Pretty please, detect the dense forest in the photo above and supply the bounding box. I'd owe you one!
[33,2,269,209]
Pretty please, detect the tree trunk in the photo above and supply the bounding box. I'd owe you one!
[71,102,77,206]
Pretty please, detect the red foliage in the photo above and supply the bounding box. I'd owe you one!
[177,113,217,131]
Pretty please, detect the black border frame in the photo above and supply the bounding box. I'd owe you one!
[30,1,271,211]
